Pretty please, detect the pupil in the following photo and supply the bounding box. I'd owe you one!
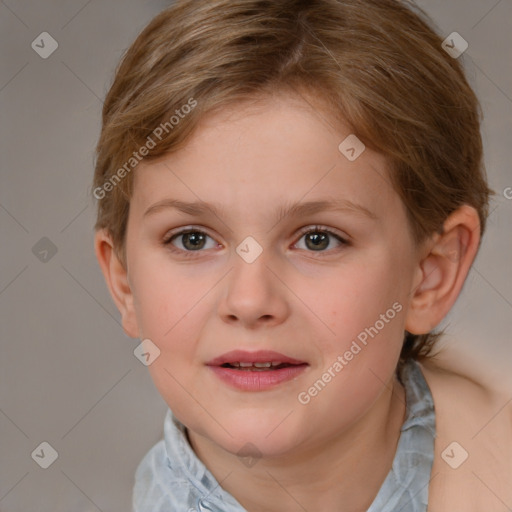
[184,232,205,250]
[306,232,328,250]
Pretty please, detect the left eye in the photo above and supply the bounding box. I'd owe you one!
[294,227,348,253]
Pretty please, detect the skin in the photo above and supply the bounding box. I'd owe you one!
[95,91,481,511]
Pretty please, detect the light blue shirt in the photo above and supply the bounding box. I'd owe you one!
[133,359,435,511]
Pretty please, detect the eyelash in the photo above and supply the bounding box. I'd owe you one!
[162,225,349,259]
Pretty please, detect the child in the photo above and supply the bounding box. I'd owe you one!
[92,0,511,510]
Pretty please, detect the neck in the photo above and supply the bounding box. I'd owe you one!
[187,374,406,512]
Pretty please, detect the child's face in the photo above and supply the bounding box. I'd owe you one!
[123,93,422,457]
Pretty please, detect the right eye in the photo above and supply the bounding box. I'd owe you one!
[163,228,219,256]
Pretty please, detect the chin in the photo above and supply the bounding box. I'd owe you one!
[208,415,304,459]
[223,434,299,460]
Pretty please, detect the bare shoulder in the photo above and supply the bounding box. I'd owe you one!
[417,358,512,511]
[419,356,512,443]
[419,357,506,413]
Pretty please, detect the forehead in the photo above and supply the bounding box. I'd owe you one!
[132,93,402,223]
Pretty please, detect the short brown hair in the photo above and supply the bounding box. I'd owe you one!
[92,0,494,368]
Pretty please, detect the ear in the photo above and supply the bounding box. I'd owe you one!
[94,229,140,338]
[405,205,481,334]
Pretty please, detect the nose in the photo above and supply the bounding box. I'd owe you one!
[217,248,290,329]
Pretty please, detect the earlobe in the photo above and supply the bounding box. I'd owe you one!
[94,229,140,338]
[405,205,481,335]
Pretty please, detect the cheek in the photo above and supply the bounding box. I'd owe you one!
[317,259,403,336]
[309,267,406,405]
[300,283,405,431]
[130,254,208,338]
[129,254,216,363]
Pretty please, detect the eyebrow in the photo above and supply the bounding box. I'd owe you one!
[143,198,378,222]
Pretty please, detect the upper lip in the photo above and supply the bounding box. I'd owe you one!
[206,350,307,366]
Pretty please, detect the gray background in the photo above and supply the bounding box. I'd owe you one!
[1,1,511,511]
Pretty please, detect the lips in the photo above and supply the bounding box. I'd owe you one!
[206,350,308,391]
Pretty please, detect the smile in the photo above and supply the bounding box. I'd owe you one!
[206,350,309,390]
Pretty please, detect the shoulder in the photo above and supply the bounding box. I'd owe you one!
[417,357,512,511]
[418,357,504,416]
[418,356,512,430]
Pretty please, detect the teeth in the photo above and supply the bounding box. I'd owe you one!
[225,361,291,369]
[228,361,276,368]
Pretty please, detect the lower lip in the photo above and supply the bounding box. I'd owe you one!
[208,365,308,391]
